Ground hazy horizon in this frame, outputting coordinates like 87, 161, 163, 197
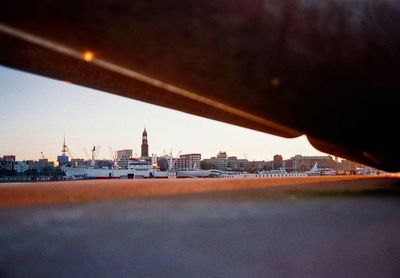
0, 65, 328, 162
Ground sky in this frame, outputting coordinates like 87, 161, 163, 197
0, 65, 327, 162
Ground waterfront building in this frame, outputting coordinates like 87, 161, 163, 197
262, 160, 274, 171
157, 156, 169, 171
237, 159, 251, 171
340, 159, 363, 173
202, 152, 252, 171
32, 159, 55, 171
175, 153, 201, 171
0, 155, 16, 172
117, 149, 133, 168
251, 160, 268, 171
14, 161, 29, 174
205, 152, 228, 170
273, 154, 283, 169
291, 155, 335, 172
216, 151, 227, 159
227, 156, 238, 170
283, 159, 294, 172
25, 160, 34, 169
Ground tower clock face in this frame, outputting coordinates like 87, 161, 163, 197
143, 136, 147, 140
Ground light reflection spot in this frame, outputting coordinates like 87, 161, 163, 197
82, 51, 94, 62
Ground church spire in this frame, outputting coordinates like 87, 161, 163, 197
141, 127, 149, 158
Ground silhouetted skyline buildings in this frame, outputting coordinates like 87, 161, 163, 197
0, 128, 369, 175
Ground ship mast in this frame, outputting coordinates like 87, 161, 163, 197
61, 135, 67, 155
91, 146, 96, 167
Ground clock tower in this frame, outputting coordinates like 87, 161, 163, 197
141, 128, 149, 158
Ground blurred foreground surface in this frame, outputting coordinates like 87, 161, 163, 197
0, 177, 400, 277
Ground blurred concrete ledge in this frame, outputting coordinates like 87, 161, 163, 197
1, 176, 399, 207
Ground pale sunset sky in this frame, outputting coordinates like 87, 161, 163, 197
0, 65, 327, 162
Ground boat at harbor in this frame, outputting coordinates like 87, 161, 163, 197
209, 168, 307, 178
176, 169, 214, 178
62, 158, 170, 179
304, 163, 336, 176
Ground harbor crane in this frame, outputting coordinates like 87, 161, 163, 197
109, 147, 117, 167
61, 136, 73, 159
82, 147, 90, 160
88, 146, 101, 167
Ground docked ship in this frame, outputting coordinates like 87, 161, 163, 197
62, 160, 217, 179
61, 145, 211, 179
62, 129, 173, 179
207, 163, 335, 178
209, 169, 307, 178
62, 158, 171, 179
176, 169, 214, 178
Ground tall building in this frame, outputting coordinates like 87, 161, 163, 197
237, 159, 251, 170
340, 159, 362, 172
14, 161, 29, 174
291, 155, 335, 172
157, 156, 169, 171
202, 152, 229, 171
175, 154, 201, 171
0, 155, 16, 171
202, 152, 254, 171
273, 155, 283, 169
141, 128, 149, 158
117, 149, 133, 168
227, 156, 238, 170
216, 151, 227, 159
32, 159, 54, 171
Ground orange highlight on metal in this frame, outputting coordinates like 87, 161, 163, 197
82, 51, 94, 62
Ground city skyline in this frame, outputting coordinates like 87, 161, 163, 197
0, 65, 327, 162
